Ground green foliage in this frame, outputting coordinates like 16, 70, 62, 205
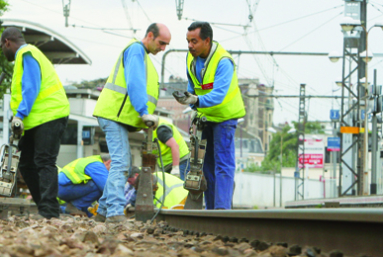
0, 1, 14, 98
71, 78, 107, 89
247, 121, 325, 173
292, 120, 325, 134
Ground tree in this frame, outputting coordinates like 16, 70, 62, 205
0, 1, 13, 98
246, 121, 325, 173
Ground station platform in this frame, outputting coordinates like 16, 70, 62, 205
285, 195, 383, 208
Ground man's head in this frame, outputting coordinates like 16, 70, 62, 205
142, 23, 171, 55
100, 153, 111, 171
186, 21, 213, 58
1, 27, 26, 62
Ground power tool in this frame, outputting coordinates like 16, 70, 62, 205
172, 90, 208, 209
135, 120, 158, 222
0, 118, 22, 197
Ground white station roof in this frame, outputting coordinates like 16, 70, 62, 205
0, 18, 91, 65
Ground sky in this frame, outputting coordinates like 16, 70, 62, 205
2, 0, 383, 126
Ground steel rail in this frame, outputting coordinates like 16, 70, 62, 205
157, 208, 383, 256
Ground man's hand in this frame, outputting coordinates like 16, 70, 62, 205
11, 116, 24, 135
141, 114, 158, 128
174, 92, 198, 105
171, 165, 180, 175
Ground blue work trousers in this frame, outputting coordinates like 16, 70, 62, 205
97, 118, 131, 217
58, 180, 101, 217
179, 159, 190, 181
202, 119, 237, 209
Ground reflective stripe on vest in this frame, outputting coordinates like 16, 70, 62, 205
153, 118, 189, 168
104, 83, 158, 106
187, 41, 246, 123
11, 44, 70, 130
93, 39, 159, 129
153, 172, 187, 209
61, 155, 103, 184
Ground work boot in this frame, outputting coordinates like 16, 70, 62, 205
65, 203, 87, 216
92, 214, 106, 222
106, 215, 126, 223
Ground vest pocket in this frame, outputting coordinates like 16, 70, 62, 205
117, 94, 128, 117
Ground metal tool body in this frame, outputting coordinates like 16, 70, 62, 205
135, 121, 158, 222
183, 112, 208, 209
0, 122, 21, 197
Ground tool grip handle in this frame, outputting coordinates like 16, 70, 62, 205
145, 121, 154, 127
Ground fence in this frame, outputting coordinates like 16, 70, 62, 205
233, 171, 337, 208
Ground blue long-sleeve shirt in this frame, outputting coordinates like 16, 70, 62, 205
124, 42, 149, 116
187, 57, 234, 108
58, 162, 109, 192
15, 44, 41, 119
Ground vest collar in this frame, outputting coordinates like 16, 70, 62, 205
190, 41, 219, 82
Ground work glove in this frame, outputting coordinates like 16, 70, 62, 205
11, 116, 24, 135
171, 165, 180, 176
141, 114, 158, 128
175, 92, 198, 105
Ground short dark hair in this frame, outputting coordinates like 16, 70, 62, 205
145, 23, 159, 39
1, 27, 25, 43
188, 21, 213, 42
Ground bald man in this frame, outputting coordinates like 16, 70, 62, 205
93, 23, 171, 223
0, 27, 69, 219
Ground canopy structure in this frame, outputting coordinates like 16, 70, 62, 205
0, 18, 91, 65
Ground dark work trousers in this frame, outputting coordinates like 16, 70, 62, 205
18, 117, 68, 218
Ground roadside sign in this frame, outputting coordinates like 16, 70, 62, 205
330, 109, 340, 121
361, 110, 372, 121
340, 126, 359, 134
327, 137, 340, 151
298, 138, 324, 168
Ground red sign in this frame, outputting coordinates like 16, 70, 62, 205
298, 154, 324, 168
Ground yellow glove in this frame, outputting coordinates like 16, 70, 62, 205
87, 203, 98, 216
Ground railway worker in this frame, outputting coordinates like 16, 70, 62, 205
1, 27, 69, 219
175, 21, 246, 209
57, 154, 111, 217
150, 117, 190, 180
92, 23, 171, 223
125, 171, 188, 209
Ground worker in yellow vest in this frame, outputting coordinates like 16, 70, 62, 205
92, 23, 171, 223
151, 117, 190, 180
175, 22, 246, 209
125, 170, 188, 210
57, 154, 111, 217
153, 171, 188, 209
1, 27, 69, 219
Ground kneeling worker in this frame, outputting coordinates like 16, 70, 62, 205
126, 171, 188, 209
58, 153, 111, 216
152, 117, 190, 180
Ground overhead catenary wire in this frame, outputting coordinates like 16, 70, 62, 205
369, 2, 383, 16
254, 5, 343, 33
278, 11, 343, 52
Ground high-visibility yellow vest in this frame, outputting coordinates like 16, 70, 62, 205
11, 44, 70, 130
93, 39, 159, 129
153, 118, 189, 168
187, 41, 246, 122
61, 155, 103, 184
153, 172, 188, 209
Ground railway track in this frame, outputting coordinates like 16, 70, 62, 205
157, 208, 383, 256
1, 198, 382, 256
